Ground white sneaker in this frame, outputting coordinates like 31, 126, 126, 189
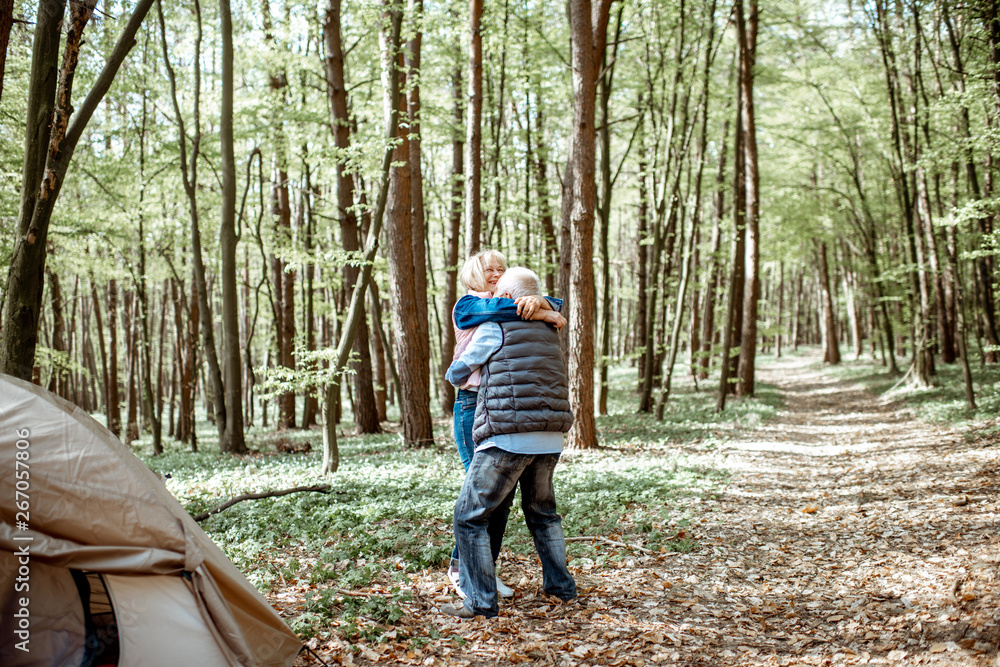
447, 559, 466, 599
449, 560, 514, 598
495, 575, 514, 598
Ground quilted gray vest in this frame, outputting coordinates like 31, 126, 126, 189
472, 321, 574, 443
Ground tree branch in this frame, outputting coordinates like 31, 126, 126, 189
192, 484, 333, 522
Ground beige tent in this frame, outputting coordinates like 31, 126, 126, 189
0, 374, 301, 666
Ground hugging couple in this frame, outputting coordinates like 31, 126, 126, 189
440, 249, 577, 620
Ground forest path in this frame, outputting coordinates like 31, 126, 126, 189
309, 352, 1000, 667
673, 353, 1000, 666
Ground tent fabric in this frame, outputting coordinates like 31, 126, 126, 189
0, 374, 301, 666
0, 553, 86, 666
103, 573, 231, 664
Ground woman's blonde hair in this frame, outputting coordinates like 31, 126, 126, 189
458, 249, 507, 293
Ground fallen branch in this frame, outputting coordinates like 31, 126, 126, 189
335, 588, 370, 598
192, 484, 332, 522
565, 536, 655, 554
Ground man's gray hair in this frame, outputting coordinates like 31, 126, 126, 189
495, 267, 542, 300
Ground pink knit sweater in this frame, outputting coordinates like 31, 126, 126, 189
451, 290, 491, 390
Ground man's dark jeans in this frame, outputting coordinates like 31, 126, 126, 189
454, 448, 577, 617
451, 389, 513, 563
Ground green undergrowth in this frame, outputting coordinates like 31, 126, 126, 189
823, 352, 1000, 435
597, 361, 783, 449
134, 360, 779, 642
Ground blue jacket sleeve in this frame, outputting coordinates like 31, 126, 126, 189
446, 323, 503, 385
453, 294, 563, 330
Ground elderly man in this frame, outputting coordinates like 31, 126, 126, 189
442, 267, 577, 619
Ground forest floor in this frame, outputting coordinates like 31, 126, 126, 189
294, 353, 1000, 667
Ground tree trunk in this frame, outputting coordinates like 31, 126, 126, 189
440, 56, 464, 416
89, 275, 111, 422
735, 0, 759, 397
83, 296, 99, 412
597, 5, 623, 416
369, 283, 392, 420
324, 0, 381, 433
725, 72, 746, 399
564, 0, 612, 449
817, 242, 840, 365
322, 1, 405, 473
791, 269, 801, 351
873, 0, 929, 382
945, 214, 977, 409
464, 0, 483, 256
406, 0, 431, 415
699, 200, 722, 379
107, 279, 122, 436
0, 0, 155, 379
775, 261, 784, 358
656, 211, 697, 416
157, 0, 225, 441
124, 291, 139, 444
301, 182, 319, 428
635, 105, 649, 388
67, 276, 79, 405
170, 277, 192, 444
381, 0, 433, 448
47, 267, 67, 398
484, 0, 509, 249
848, 267, 863, 360
535, 104, 558, 296
136, 89, 162, 454
262, 0, 296, 430
688, 228, 701, 382
0, 0, 12, 101
0, 0, 65, 380
67, 277, 79, 405
155, 281, 168, 442
219, 0, 247, 453
186, 270, 199, 449
280, 206, 297, 428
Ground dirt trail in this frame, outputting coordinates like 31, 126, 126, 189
306, 354, 1000, 666
678, 353, 1000, 666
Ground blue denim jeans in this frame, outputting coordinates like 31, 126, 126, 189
453, 389, 478, 471
451, 390, 513, 563
454, 448, 577, 617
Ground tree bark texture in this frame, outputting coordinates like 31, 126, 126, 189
381, 1, 434, 448
817, 242, 841, 365
735, 0, 759, 397
464, 0, 483, 256
597, 5, 623, 416
89, 276, 110, 419
219, 0, 247, 453
136, 91, 162, 454
262, 0, 297, 428
322, 1, 404, 473
0, 0, 13, 102
440, 58, 464, 416
535, 105, 558, 296
107, 279, 122, 436
1, 0, 155, 379
563, 0, 612, 449
725, 78, 746, 397
406, 0, 431, 404
635, 114, 649, 388
324, 0, 381, 433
